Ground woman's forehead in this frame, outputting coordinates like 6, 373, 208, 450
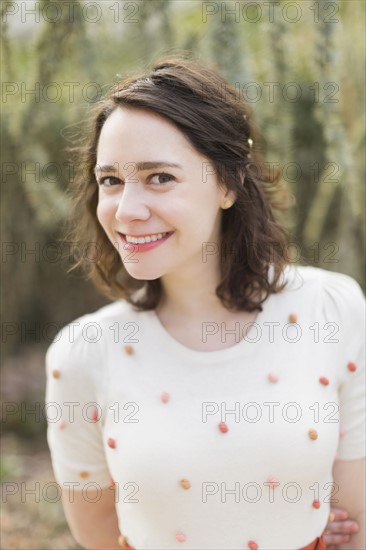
101, 106, 179, 134
97, 107, 199, 163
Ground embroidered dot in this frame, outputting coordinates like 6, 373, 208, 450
161, 392, 170, 403
347, 361, 357, 372
267, 477, 279, 489
79, 471, 89, 479
288, 313, 297, 323
180, 479, 191, 490
312, 499, 321, 509
308, 429, 318, 441
248, 541, 259, 550
91, 408, 99, 422
107, 437, 116, 449
268, 372, 279, 383
52, 369, 60, 379
118, 534, 134, 549
319, 377, 329, 386
57, 421, 66, 430
175, 531, 186, 542
124, 345, 134, 355
339, 428, 346, 438
109, 476, 116, 487
218, 421, 229, 433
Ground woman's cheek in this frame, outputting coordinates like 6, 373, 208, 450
96, 198, 112, 235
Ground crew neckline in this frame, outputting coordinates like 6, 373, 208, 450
142, 289, 276, 363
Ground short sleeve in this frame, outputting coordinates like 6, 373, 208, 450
45, 316, 111, 488
321, 270, 366, 460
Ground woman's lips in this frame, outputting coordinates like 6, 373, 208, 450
118, 232, 174, 253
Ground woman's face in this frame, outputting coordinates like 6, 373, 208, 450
95, 106, 234, 281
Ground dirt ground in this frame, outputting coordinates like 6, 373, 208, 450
1, 433, 81, 550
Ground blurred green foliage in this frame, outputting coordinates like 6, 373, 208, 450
1, 0, 365, 366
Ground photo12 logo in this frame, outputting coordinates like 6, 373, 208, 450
201, 480, 339, 505
1, 1, 140, 24
201, 2, 339, 24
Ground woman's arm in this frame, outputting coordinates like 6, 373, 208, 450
61, 485, 121, 549
331, 458, 365, 549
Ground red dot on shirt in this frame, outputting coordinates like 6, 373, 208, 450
161, 392, 170, 403
267, 477, 279, 489
219, 422, 229, 433
175, 531, 186, 542
107, 437, 116, 449
347, 361, 357, 372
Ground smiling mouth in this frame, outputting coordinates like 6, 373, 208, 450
120, 232, 174, 244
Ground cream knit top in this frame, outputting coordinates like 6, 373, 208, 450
45, 265, 365, 549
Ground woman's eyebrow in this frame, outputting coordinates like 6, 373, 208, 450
94, 161, 183, 175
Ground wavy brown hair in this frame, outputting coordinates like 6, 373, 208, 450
65, 54, 295, 313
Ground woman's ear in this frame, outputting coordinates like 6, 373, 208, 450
221, 189, 237, 209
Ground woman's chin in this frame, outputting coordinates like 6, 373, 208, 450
123, 267, 164, 281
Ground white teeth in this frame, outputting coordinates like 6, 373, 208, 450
125, 232, 169, 244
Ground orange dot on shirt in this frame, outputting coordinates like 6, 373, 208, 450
107, 437, 116, 449
219, 422, 229, 433
161, 392, 170, 403
288, 313, 297, 323
268, 372, 279, 383
319, 377, 329, 386
175, 531, 186, 542
347, 361, 357, 372
57, 421, 66, 430
52, 369, 60, 379
124, 345, 134, 355
313, 499, 321, 509
339, 428, 346, 437
308, 429, 318, 440
79, 471, 89, 479
248, 541, 259, 550
180, 479, 191, 490
91, 408, 99, 422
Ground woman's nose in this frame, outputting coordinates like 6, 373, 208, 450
115, 181, 151, 223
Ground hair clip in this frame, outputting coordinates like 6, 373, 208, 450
248, 138, 253, 159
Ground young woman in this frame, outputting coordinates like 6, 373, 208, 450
45, 57, 365, 550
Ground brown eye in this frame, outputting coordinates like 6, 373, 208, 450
98, 176, 122, 187
149, 173, 174, 185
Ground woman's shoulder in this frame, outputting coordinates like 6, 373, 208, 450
45, 299, 137, 367
280, 263, 365, 325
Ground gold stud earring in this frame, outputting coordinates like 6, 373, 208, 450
222, 199, 234, 209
